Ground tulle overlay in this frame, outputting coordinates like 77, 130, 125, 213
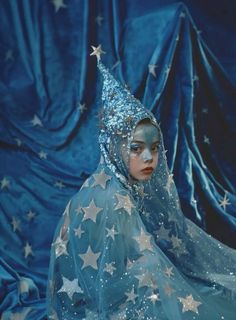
47, 62, 236, 319
47, 155, 236, 319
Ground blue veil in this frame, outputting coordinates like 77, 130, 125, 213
47, 60, 236, 319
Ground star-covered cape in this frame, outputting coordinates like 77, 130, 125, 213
46, 61, 236, 319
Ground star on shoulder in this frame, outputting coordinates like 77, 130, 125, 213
91, 170, 112, 189
114, 193, 135, 215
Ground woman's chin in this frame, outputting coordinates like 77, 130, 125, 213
135, 173, 153, 181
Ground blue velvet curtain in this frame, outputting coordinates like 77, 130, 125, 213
0, 1, 235, 318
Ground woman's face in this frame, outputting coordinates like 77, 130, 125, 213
122, 122, 160, 181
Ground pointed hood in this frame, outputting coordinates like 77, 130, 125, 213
97, 60, 157, 145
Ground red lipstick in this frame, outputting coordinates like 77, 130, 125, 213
141, 167, 154, 174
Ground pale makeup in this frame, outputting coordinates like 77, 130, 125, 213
122, 122, 160, 181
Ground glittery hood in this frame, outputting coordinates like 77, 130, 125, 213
97, 60, 159, 184
98, 61, 157, 142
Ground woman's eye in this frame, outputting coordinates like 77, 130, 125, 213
130, 145, 142, 153
152, 145, 159, 152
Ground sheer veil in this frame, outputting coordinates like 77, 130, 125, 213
47, 59, 236, 319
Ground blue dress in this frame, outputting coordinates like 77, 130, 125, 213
47, 61, 236, 319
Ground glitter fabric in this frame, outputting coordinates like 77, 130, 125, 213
47, 59, 236, 319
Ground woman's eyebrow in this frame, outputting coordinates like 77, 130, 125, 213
131, 140, 160, 144
131, 140, 145, 144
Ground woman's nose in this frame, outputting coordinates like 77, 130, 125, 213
141, 149, 153, 162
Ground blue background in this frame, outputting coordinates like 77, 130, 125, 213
0, 0, 235, 318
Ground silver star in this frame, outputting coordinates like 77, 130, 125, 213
133, 229, 154, 252
193, 75, 199, 82
26, 210, 36, 221
170, 235, 182, 248
202, 108, 208, 114
163, 149, 168, 160
106, 225, 118, 240
77, 102, 87, 113
11, 217, 21, 232
114, 193, 135, 215
15, 138, 22, 146
203, 135, 210, 144
125, 287, 138, 304
5, 49, 14, 61
156, 224, 171, 241
135, 271, 154, 288
38, 150, 47, 159
178, 294, 202, 314
148, 64, 157, 78
219, 193, 231, 211
54, 181, 65, 189
74, 226, 84, 238
91, 170, 112, 189
31, 115, 43, 127
95, 15, 104, 26
52, 235, 69, 258
169, 243, 188, 258
52, 0, 67, 12
147, 293, 160, 304
180, 12, 186, 18
90, 44, 106, 61
1, 177, 10, 189
104, 262, 116, 275
164, 266, 174, 278
23, 242, 34, 259
79, 245, 101, 270
82, 199, 103, 223
58, 276, 83, 299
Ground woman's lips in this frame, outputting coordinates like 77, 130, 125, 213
141, 167, 154, 174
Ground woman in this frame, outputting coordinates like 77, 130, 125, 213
47, 59, 236, 319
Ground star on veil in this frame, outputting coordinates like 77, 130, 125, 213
178, 294, 202, 314
147, 293, 160, 304
135, 271, 155, 288
133, 228, 154, 252
155, 224, 171, 241
106, 225, 119, 240
114, 193, 135, 215
57, 276, 83, 299
52, 235, 69, 258
125, 287, 138, 304
79, 245, 101, 270
82, 199, 103, 223
91, 170, 112, 189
